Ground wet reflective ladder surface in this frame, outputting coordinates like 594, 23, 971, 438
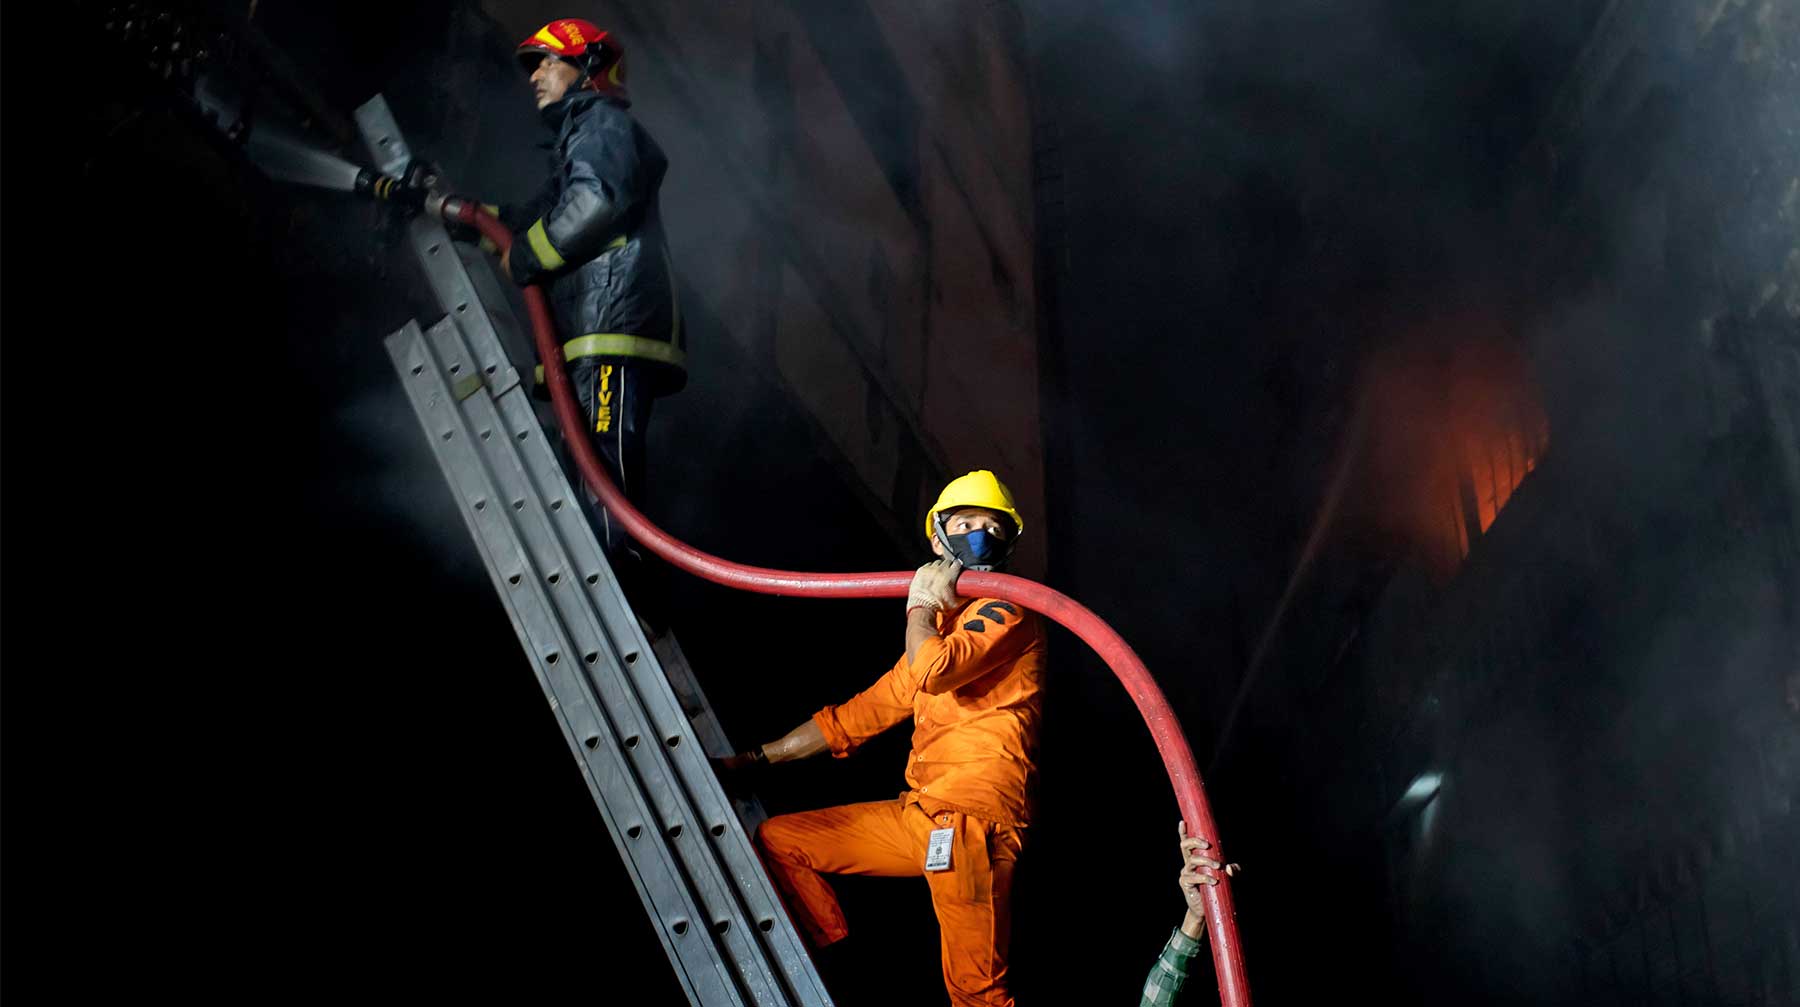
363, 96, 831, 1007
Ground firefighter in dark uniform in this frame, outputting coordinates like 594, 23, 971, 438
501, 18, 683, 617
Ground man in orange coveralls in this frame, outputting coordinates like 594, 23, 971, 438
718, 470, 1042, 1006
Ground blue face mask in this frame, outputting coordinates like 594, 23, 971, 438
942, 528, 1008, 570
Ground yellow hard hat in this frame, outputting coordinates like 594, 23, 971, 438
925, 470, 1024, 544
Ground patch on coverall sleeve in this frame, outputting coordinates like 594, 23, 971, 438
977, 601, 1018, 624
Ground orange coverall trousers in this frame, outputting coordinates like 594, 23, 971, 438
757, 796, 1024, 1006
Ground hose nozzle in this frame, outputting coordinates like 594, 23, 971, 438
354, 167, 429, 210
429, 192, 473, 222
355, 158, 445, 211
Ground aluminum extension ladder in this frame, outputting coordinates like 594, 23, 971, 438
358, 96, 832, 1007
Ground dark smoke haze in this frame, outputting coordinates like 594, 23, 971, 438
1023, 0, 1797, 1002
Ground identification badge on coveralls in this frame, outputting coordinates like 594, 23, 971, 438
924, 827, 955, 871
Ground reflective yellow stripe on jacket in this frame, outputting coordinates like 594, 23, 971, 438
525, 219, 565, 270
533, 333, 688, 383
524, 222, 629, 272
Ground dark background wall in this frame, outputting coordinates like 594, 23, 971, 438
473, 0, 1049, 576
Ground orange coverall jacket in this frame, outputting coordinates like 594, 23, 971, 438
812, 596, 1046, 827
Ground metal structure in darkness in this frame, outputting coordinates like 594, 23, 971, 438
367, 97, 832, 1007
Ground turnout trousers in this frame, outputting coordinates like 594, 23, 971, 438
565, 355, 653, 547
559, 356, 664, 628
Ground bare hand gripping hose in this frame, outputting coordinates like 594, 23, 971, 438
446, 198, 1252, 1006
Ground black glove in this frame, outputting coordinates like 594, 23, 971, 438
445, 203, 504, 252
711, 748, 767, 800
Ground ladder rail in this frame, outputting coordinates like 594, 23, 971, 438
386, 319, 740, 1004
481, 328, 820, 1000
362, 94, 830, 1007
386, 318, 830, 1004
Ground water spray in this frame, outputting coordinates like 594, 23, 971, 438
209, 86, 439, 208
250, 126, 438, 209
241, 120, 366, 192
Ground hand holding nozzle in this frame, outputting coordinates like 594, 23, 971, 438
421, 194, 506, 259
354, 167, 429, 210
354, 159, 444, 213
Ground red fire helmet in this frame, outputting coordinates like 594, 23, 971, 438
516, 18, 628, 102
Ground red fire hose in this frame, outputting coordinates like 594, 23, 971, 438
448, 199, 1251, 1006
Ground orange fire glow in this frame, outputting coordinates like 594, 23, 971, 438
1462, 406, 1548, 534
1358, 334, 1549, 579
